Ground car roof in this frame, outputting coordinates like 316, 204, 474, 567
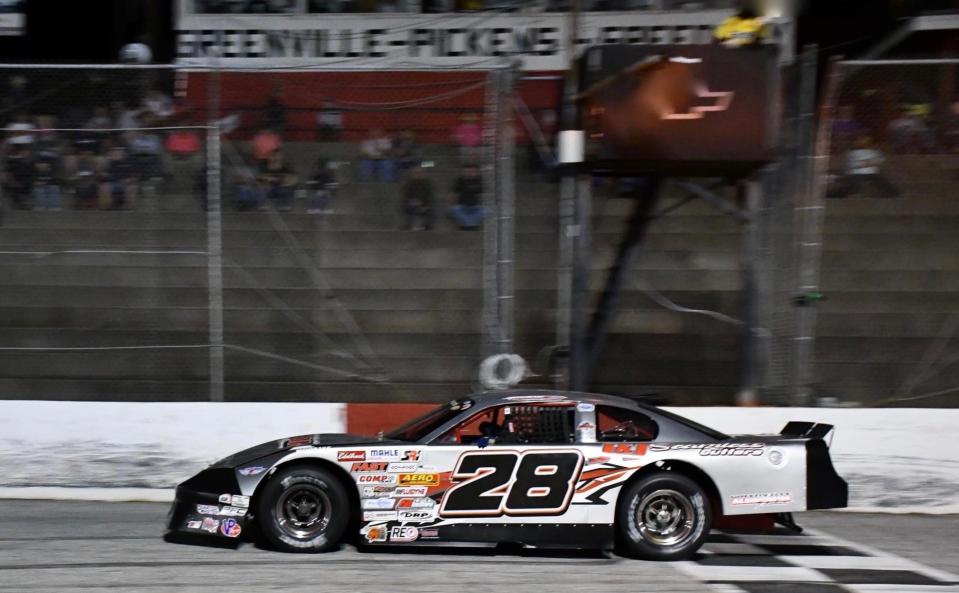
466, 389, 645, 410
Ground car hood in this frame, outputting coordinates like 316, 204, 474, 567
212, 433, 405, 468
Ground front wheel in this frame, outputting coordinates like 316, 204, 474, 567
617, 472, 711, 560
256, 465, 350, 552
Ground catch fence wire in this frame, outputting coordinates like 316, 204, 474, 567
0, 63, 507, 402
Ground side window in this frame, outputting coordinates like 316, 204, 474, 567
596, 406, 659, 442
498, 404, 575, 445
436, 404, 576, 445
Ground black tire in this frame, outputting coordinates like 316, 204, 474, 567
616, 472, 711, 560
256, 465, 351, 552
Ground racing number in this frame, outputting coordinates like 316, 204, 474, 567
440, 450, 584, 517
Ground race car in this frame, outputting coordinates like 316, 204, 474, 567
166, 390, 847, 560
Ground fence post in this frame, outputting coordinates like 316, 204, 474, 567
206, 66, 224, 403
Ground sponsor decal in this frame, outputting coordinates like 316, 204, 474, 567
602, 443, 648, 456
218, 494, 249, 507
387, 462, 419, 473
391, 486, 428, 498
396, 497, 436, 509
357, 474, 397, 485
648, 442, 765, 457
364, 525, 387, 542
418, 528, 440, 540
367, 448, 403, 461
351, 461, 389, 473
186, 520, 202, 530
201, 517, 219, 533
196, 504, 220, 515
587, 456, 610, 465
389, 526, 419, 543
284, 435, 313, 448
361, 497, 396, 510
238, 466, 267, 476
220, 517, 242, 538
337, 450, 365, 462
398, 473, 439, 487
361, 485, 393, 498
398, 510, 434, 522
576, 402, 595, 412
219, 506, 247, 517
402, 450, 421, 462
363, 511, 397, 522
576, 421, 596, 430
730, 492, 792, 506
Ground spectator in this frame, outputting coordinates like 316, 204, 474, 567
232, 166, 262, 211
2, 75, 28, 114
306, 158, 337, 214
393, 129, 419, 172
831, 105, 862, 153
101, 145, 139, 209
888, 105, 934, 154
5, 112, 36, 146
942, 100, 959, 153
265, 87, 286, 136
71, 148, 102, 209
85, 107, 113, 130
2, 144, 35, 209
316, 99, 343, 141
165, 128, 203, 162
358, 128, 396, 182
838, 134, 900, 198
252, 127, 282, 162
258, 149, 297, 211
447, 164, 483, 230
452, 114, 482, 164
127, 127, 165, 182
142, 89, 175, 124
32, 154, 62, 211
401, 163, 435, 231
112, 100, 141, 130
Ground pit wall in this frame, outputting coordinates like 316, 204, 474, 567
1, 401, 955, 513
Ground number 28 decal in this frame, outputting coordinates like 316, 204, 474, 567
439, 450, 584, 518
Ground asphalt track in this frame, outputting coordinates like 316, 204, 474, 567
0, 501, 957, 593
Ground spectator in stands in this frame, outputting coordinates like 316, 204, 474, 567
101, 145, 139, 209
142, 89, 175, 125
2, 144, 35, 209
34, 115, 62, 154
258, 149, 297, 211
265, 87, 286, 137
86, 107, 112, 130
393, 129, 419, 172
2, 75, 27, 114
71, 148, 102, 209
32, 154, 62, 211
5, 112, 36, 146
232, 166, 262, 211
112, 100, 141, 130
165, 128, 203, 162
447, 164, 483, 230
945, 100, 959, 153
888, 105, 934, 154
839, 134, 900, 199
253, 127, 282, 163
316, 98, 343, 141
831, 105, 862, 153
307, 158, 337, 214
358, 128, 397, 182
127, 126, 165, 186
452, 114, 482, 164
401, 163, 435, 231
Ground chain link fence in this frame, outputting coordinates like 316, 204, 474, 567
0, 64, 509, 402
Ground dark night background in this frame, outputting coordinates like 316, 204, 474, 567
0, 1, 956, 64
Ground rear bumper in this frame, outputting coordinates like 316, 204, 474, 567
805, 439, 848, 510
166, 467, 251, 540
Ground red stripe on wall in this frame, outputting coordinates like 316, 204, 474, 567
346, 403, 436, 437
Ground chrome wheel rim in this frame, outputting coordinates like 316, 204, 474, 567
634, 488, 695, 546
275, 483, 332, 540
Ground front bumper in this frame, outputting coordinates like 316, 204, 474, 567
166, 467, 252, 540
805, 439, 848, 510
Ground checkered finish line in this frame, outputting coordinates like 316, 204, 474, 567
676, 527, 959, 593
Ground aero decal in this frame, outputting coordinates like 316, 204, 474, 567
439, 449, 584, 518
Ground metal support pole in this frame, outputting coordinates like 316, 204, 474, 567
736, 178, 762, 406
569, 175, 592, 392
585, 178, 661, 379
482, 69, 502, 360
496, 66, 516, 356
206, 67, 224, 403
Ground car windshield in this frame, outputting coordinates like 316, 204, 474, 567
384, 398, 473, 442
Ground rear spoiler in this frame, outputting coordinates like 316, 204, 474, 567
781, 421, 835, 447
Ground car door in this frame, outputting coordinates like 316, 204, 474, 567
420, 401, 590, 530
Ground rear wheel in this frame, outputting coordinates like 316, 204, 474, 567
617, 472, 710, 560
256, 465, 350, 552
